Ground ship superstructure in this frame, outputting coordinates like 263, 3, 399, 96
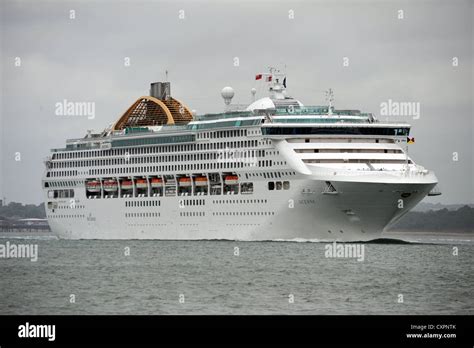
42, 69, 439, 240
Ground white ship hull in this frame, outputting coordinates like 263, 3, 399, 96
46, 174, 436, 241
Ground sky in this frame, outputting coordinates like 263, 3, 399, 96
0, 0, 472, 204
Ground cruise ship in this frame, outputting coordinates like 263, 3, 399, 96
42, 69, 439, 240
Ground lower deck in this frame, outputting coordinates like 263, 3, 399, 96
44, 175, 435, 241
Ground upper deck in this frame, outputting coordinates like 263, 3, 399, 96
51, 76, 410, 153
52, 104, 410, 153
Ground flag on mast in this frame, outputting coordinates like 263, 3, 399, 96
255, 74, 262, 80
407, 137, 415, 144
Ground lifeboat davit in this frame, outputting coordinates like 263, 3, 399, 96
136, 179, 148, 189
103, 180, 118, 192
178, 177, 192, 187
86, 180, 101, 193
224, 175, 239, 185
121, 180, 133, 190
151, 178, 163, 188
194, 176, 208, 187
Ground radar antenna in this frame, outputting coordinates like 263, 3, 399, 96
258, 66, 286, 100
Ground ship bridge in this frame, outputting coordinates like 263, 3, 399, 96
112, 82, 193, 130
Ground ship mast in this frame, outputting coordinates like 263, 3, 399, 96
325, 88, 334, 116
266, 66, 286, 100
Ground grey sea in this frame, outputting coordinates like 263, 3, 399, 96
0, 232, 473, 315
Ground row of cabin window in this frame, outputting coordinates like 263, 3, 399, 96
180, 199, 206, 206
44, 180, 80, 187
48, 214, 85, 218
51, 146, 265, 169
50, 160, 261, 177
125, 200, 161, 207
125, 212, 160, 217
212, 199, 267, 204
47, 171, 78, 177
179, 212, 206, 217
213, 211, 275, 216
52, 146, 262, 169
197, 129, 247, 139
53, 139, 259, 160
245, 171, 296, 179
55, 204, 85, 209
50, 151, 263, 172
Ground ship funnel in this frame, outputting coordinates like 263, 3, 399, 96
150, 82, 171, 100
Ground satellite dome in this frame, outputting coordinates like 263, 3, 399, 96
246, 97, 275, 111
221, 86, 234, 105
246, 97, 304, 112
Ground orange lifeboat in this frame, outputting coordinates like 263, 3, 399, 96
151, 178, 163, 188
136, 179, 148, 189
224, 175, 239, 185
103, 180, 118, 192
194, 176, 208, 187
86, 180, 101, 193
178, 177, 192, 187
121, 180, 133, 190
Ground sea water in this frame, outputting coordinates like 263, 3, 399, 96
0, 232, 472, 315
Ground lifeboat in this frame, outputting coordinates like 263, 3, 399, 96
224, 175, 239, 185
86, 180, 101, 193
194, 176, 208, 187
103, 180, 118, 192
178, 177, 192, 187
136, 179, 148, 189
121, 180, 133, 190
151, 178, 163, 188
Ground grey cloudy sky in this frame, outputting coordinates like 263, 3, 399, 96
1, 0, 472, 204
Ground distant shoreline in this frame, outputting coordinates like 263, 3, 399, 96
387, 206, 473, 233
387, 229, 473, 233
385, 230, 473, 235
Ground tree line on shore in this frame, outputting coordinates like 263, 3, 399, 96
387, 205, 473, 232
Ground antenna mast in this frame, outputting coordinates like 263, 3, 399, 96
326, 88, 334, 115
